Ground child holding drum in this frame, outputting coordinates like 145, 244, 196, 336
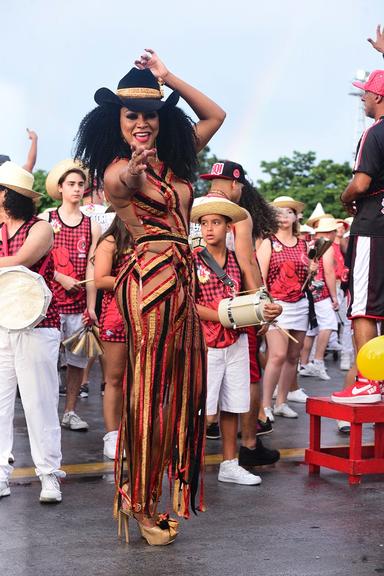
191, 195, 262, 485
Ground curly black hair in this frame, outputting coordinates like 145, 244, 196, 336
2, 187, 36, 221
239, 179, 279, 240
73, 103, 198, 187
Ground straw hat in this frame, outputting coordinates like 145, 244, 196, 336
191, 195, 248, 224
272, 196, 305, 213
306, 202, 333, 227
0, 161, 41, 199
335, 218, 351, 231
313, 217, 338, 233
300, 223, 314, 234
46, 159, 89, 200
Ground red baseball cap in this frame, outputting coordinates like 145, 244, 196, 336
352, 70, 384, 96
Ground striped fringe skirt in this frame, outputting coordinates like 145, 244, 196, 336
114, 241, 207, 519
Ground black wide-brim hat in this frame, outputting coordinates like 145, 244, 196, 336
94, 68, 179, 112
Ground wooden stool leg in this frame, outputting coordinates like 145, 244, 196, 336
349, 423, 362, 485
309, 414, 321, 475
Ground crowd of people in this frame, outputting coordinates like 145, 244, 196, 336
0, 29, 384, 546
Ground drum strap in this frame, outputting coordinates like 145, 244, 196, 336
198, 248, 236, 289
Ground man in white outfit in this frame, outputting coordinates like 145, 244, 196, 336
0, 162, 64, 502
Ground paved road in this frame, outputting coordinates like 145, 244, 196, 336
1, 355, 384, 576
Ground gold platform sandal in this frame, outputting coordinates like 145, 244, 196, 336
138, 513, 179, 546
117, 483, 179, 545
117, 483, 132, 544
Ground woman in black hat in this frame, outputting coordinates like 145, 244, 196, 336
75, 49, 225, 545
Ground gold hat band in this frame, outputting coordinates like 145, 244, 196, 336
116, 87, 163, 99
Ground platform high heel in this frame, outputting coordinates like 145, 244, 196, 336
138, 514, 179, 546
117, 482, 132, 543
117, 510, 130, 543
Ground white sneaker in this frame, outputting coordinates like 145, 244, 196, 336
339, 353, 352, 371
218, 459, 262, 485
272, 387, 278, 400
273, 403, 298, 418
264, 406, 275, 423
61, 411, 89, 431
287, 388, 308, 403
312, 362, 331, 381
299, 363, 317, 377
39, 473, 62, 503
103, 430, 118, 460
0, 480, 10, 498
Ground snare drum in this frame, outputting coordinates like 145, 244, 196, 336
218, 289, 273, 329
0, 265, 52, 330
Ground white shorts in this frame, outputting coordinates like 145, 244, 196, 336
307, 297, 338, 336
269, 297, 309, 332
60, 313, 88, 369
206, 333, 250, 416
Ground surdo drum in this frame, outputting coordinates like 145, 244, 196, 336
218, 288, 273, 329
0, 266, 52, 330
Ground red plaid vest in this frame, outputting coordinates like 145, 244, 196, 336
49, 209, 92, 314
193, 247, 243, 348
267, 235, 308, 303
0, 217, 60, 329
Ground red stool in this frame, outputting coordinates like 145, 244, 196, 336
305, 397, 384, 485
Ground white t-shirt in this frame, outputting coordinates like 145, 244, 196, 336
80, 204, 115, 233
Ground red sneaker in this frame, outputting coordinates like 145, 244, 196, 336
331, 377, 381, 404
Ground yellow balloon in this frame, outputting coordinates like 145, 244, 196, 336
356, 336, 384, 381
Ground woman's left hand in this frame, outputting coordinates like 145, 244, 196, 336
134, 49, 169, 81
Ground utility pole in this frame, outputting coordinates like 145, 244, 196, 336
349, 69, 370, 162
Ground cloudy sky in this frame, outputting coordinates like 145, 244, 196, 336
1, 0, 383, 181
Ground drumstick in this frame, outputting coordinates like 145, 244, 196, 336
273, 324, 299, 344
76, 278, 94, 285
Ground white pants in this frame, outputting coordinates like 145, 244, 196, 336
0, 327, 62, 481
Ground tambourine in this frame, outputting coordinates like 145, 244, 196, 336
0, 265, 52, 330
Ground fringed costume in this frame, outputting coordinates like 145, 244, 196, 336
114, 162, 206, 520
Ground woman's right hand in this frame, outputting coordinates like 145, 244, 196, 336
127, 144, 156, 176
308, 260, 319, 274
134, 49, 169, 81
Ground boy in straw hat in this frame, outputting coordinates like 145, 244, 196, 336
0, 161, 65, 503
191, 195, 269, 484
40, 160, 101, 431
199, 161, 281, 466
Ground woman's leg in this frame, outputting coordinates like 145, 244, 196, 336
300, 335, 315, 366
262, 329, 289, 408
276, 330, 306, 405
102, 341, 126, 433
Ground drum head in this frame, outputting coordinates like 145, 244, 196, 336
0, 269, 46, 330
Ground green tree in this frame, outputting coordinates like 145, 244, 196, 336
193, 146, 219, 197
257, 151, 352, 219
33, 169, 60, 213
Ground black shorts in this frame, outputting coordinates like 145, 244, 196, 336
346, 235, 384, 320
